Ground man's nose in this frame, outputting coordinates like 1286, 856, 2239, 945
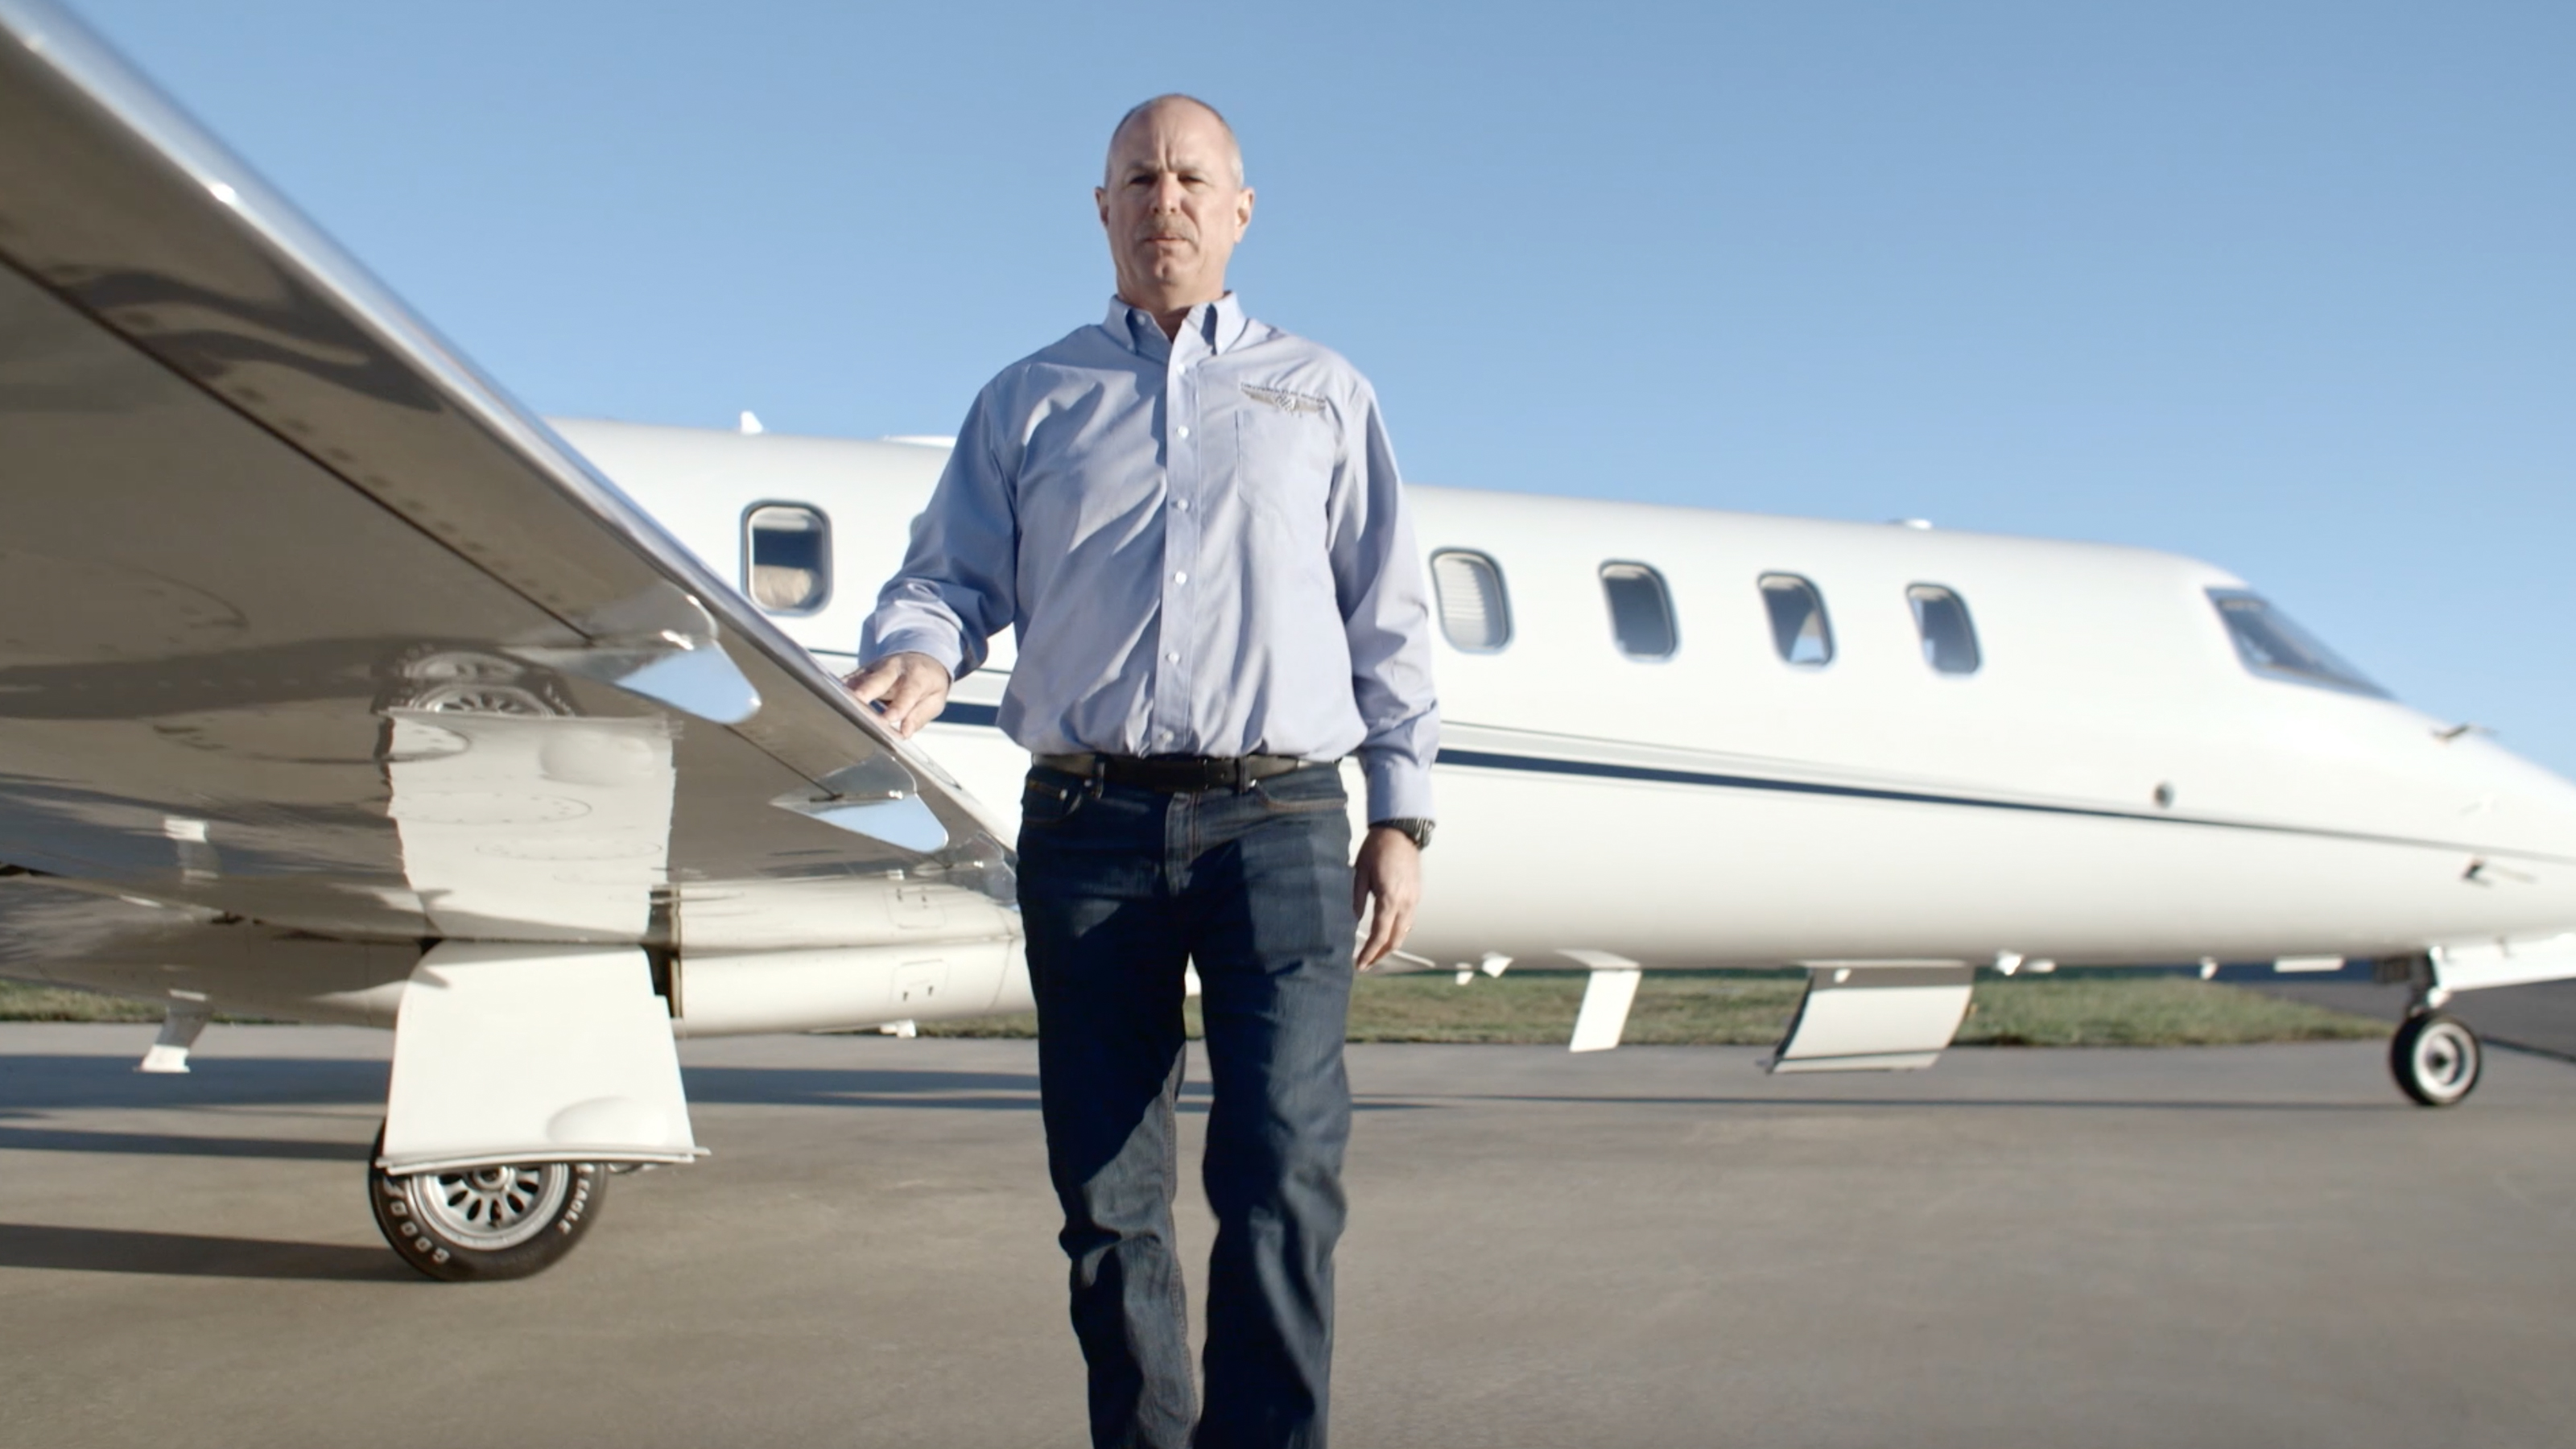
1152, 173, 1188, 210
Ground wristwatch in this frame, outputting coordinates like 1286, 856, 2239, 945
1370, 817, 1434, 851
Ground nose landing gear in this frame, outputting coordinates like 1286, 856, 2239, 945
2389, 1011, 2482, 1107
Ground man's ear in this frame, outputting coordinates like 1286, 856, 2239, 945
1095, 186, 1110, 228
1235, 187, 1255, 239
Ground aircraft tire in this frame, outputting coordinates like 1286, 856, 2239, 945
2389, 1012, 2482, 1108
366, 1125, 608, 1282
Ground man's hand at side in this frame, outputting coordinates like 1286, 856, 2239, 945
843, 651, 953, 738
1352, 827, 1422, 970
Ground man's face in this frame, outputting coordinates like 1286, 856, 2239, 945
1096, 101, 1253, 306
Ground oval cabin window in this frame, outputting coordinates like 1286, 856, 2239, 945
1600, 562, 1678, 660
744, 503, 832, 614
1906, 584, 1980, 675
1758, 574, 1834, 666
1430, 550, 1512, 652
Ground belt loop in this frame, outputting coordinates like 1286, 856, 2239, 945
1232, 758, 1249, 793
1087, 754, 1107, 799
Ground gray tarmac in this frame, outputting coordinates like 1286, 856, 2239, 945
4, 1025, 2575, 1449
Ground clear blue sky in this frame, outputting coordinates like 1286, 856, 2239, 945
63, 1, 2576, 776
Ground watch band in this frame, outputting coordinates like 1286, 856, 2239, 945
1370, 817, 1435, 851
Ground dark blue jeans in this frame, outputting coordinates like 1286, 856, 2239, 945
1018, 762, 1356, 1449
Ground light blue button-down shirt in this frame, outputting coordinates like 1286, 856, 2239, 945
863, 295, 1439, 822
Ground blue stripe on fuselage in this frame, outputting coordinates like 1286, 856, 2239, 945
915, 706, 2565, 862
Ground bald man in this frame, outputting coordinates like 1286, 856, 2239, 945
848, 95, 1439, 1449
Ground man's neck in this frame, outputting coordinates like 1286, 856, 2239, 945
1120, 287, 1227, 341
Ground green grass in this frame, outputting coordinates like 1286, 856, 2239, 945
923, 968, 2386, 1046
5, 968, 2388, 1046
0, 979, 167, 1022
0, 979, 275, 1024
1336, 969, 1809, 1044
1958, 973, 2384, 1046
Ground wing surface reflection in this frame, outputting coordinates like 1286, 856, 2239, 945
383, 711, 675, 941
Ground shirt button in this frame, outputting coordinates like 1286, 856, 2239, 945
1176, 425, 1191, 440
1172, 572, 1187, 584
1166, 651, 1180, 663
1173, 498, 1189, 511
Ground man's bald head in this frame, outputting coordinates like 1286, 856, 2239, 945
1096, 94, 1255, 331
1107, 94, 1244, 187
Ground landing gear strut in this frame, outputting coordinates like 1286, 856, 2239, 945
2389, 1013, 2482, 1108
2383, 954, 2483, 1108
367, 1125, 608, 1281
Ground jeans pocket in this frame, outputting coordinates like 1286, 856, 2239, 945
1255, 769, 1346, 815
1021, 773, 1086, 829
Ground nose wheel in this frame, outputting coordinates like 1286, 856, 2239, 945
367, 1125, 609, 1281
2389, 1012, 2482, 1107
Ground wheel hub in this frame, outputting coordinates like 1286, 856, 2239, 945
402, 1162, 572, 1251
2415, 1027, 2472, 1090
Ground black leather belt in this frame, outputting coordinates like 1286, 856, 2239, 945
1034, 752, 1317, 792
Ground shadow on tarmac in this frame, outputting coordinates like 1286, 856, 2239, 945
0, 1056, 1057, 1113
680, 1066, 1429, 1114
0, 1052, 2404, 1119
0, 1222, 412, 1282
0, 1058, 1432, 1117
0, 1055, 389, 1113
0, 1125, 365, 1159
685, 1064, 1045, 1109
1454, 1092, 2392, 1113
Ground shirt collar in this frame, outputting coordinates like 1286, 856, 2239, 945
1104, 292, 1249, 364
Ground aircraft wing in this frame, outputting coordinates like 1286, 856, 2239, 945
0, 2, 1014, 960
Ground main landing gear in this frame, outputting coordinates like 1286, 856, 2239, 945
2389, 1012, 2483, 1108
367, 1125, 609, 1282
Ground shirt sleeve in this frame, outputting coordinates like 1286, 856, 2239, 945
859, 386, 1018, 679
1327, 382, 1441, 823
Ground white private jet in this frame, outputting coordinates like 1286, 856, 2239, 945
3, 1, 2572, 1282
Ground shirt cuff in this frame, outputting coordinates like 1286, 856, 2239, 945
1360, 750, 1435, 824
864, 626, 968, 679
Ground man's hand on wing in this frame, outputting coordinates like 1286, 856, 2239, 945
1352, 827, 1422, 970
843, 651, 953, 738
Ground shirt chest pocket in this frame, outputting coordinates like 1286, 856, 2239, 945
1231, 402, 1335, 542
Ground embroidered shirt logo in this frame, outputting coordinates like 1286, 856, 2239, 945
1241, 383, 1327, 416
